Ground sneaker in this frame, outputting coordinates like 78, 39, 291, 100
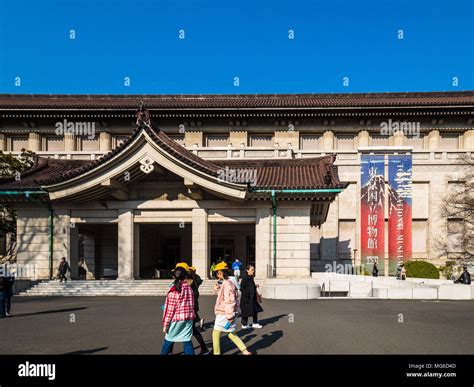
252, 323, 263, 329
198, 349, 211, 355
241, 325, 251, 329
5, 312, 11, 317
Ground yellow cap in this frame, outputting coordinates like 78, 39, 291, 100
175, 262, 190, 272
214, 262, 229, 272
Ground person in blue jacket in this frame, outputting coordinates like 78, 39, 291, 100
231, 259, 243, 281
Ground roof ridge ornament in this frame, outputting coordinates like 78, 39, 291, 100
136, 101, 151, 128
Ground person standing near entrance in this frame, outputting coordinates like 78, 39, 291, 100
161, 267, 195, 355
372, 262, 379, 277
240, 265, 263, 329
57, 257, 70, 283
3, 275, 14, 317
0, 275, 5, 318
212, 262, 252, 355
232, 259, 243, 281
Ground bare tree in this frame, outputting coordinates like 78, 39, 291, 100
440, 154, 474, 272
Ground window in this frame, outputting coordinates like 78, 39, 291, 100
412, 220, 428, 253
11, 136, 28, 151
336, 135, 354, 150
447, 220, 464, 253
45, 137, 64, 151
169, 135, 185, 146
249, 134, 273, 148
301, 134, 319, 150
206, 135, 229, 147
371, 135, 389, 146
81, 137, 100, 151
441, 134, 458, 150
338, 220, 356, 259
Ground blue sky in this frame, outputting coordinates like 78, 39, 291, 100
0, 0, 472, 94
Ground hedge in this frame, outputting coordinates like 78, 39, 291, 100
405, 260, 440, 279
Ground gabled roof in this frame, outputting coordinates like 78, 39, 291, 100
0, 120, 348, 199
0, 91, 473, 111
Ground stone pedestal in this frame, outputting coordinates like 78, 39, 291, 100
28, 132, 41, 152
99, 131, 112, 152
192, 208, 209, 278
118, 209, 134, 279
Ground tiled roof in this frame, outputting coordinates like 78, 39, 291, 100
0, 134, 346, 193
0, 91, 473, 110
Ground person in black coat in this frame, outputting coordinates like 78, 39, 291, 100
455, 267, 471, 285
239, 265, 263, 329
3, 276, 14, 317
57, 257, 70, 283
0, 276, 5, 318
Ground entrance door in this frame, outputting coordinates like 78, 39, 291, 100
210, 239, 234, 266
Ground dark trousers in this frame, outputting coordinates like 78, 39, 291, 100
4, 290, 12, 314
0, 292, 5, 317
161, 339, 194, 355
242, 313, 258, 326
169, 322, 207, 353
59, 273, 68, 282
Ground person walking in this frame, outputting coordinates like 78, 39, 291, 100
372, 262, 379, 277
212, 262, 252, 355
161, 266, 195, 355
240, 265, 263, 329
232, 259, 243, 281
400, 264, 407, 280
188, 266, 210, 354
3, 275, 14, 317
57, 257, 70, 283
454, 267, 471, 284
0, 275, 5, 318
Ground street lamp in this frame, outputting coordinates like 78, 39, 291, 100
352, 249, 358, 275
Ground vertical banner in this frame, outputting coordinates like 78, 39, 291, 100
360, 155, 385, 273
388, 154, 412, 275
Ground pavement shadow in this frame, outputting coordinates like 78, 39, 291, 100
236, 330, 283, 355
12, 307, 87, 318
63, 347, 108, 355
258, 314, 287, 325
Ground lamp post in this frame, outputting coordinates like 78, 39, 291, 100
352, 249, 358, 275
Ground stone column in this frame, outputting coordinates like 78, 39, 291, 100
118, 209, 134, 279
428, 130, 440, 150
322, 131, 334, 151
133, 224, 140, 279
28, 132, 41, 152
192, 209, 209, 279
462, 130, 474, 150
0, 134, 7, 151
357, 131, 370, 147
64, 133, 77, 151
229, 131, 248, 147
99, 131, 112, 152
54, 210, 78, 279
255, 207, 272, 278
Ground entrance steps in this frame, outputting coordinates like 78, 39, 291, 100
18, 278, 265, 297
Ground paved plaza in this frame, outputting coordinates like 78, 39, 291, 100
1, 296, 473, 355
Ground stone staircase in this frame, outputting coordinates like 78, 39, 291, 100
19, 278, 266, 297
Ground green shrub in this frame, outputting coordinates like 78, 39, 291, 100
405, 260, 439, 279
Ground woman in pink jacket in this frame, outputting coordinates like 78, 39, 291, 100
212, 262, 252, 355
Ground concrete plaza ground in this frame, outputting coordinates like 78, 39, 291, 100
1, 296, 473, 355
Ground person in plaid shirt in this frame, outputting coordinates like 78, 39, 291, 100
161, 267, 195, 355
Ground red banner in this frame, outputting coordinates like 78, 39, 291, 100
360, 155, 385, 271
